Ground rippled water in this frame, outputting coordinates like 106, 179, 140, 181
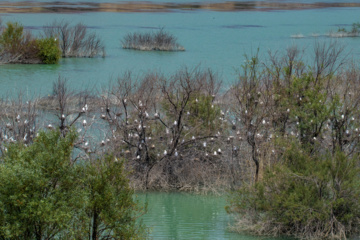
1, 3, 360, 239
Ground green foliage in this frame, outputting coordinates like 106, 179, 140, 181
36, 37, 61, 64
0, 130, 146, 239
0, 130, 85, 239
227, 140, 360, 239
161, 92, 222, 135
0, 22, 24, 54
86, 155, 146, 239
0, 21, 61, 64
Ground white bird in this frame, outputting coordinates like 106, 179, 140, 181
136, 155, 140, 159
101, 140, 105, 146
213, 151, 217, 156
47, 124, 53, 129
192, 136, 195, 140
174, 120, 177, 126
217, 148, 222, 154
175, 151, 178, 157
154, 112, 159, 118
341, 114, 345, 119
203, 142, 207, 147
83, 119, 87, 127
164, 150, 167, 156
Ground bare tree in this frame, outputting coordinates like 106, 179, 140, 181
44, 20, 105, 58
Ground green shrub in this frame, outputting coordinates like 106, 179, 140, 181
0, 130, 146, 239
36, 37, 61, 64
0, 22, 24, 55
227, 140, 360, 239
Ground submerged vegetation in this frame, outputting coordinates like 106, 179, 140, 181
330, 22, 360, 38
122, 28, 185, 51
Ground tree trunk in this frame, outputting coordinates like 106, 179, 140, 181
92, 210, 99, 240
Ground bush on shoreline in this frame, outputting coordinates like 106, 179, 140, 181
226, 42, 360, 239
0, 21, 61, 64
122, 28, 185, 51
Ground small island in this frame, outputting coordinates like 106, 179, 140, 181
121, 28, 185, 51
0, 19, 105, 64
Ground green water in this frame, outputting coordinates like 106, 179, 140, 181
136, 192, 287, 240
1, 3, 360, 239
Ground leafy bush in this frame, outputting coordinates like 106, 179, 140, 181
0, 22, 24, 55
0, 130, 146, 239
227, 140, 360, 239
36, 37, 61, 64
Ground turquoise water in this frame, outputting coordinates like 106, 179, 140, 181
1, 4, 360, 239
1, 7, 359, 96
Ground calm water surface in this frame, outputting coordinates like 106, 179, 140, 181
136, 192, 292, 240
1, 6, 359, 96
1, 4, 360, 239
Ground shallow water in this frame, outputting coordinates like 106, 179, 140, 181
137, 192, 293, 240
1, 3, 360, 239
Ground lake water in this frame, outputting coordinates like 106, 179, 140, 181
136, 192, 293, 240
1, 2, 360, 239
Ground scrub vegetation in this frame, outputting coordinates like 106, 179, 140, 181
122, 28, 185, 51
0, 129, 146, 239
1, 40, 360, 239
43, 20, 105, 58
0, 21, 60, 64
0, 19, 105, 64
226, 42, 360, 239
328, 22, 360, 38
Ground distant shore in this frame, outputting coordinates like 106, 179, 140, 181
0, 1, 360, 13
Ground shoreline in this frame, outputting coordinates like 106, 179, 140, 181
0, 1, 360, 13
